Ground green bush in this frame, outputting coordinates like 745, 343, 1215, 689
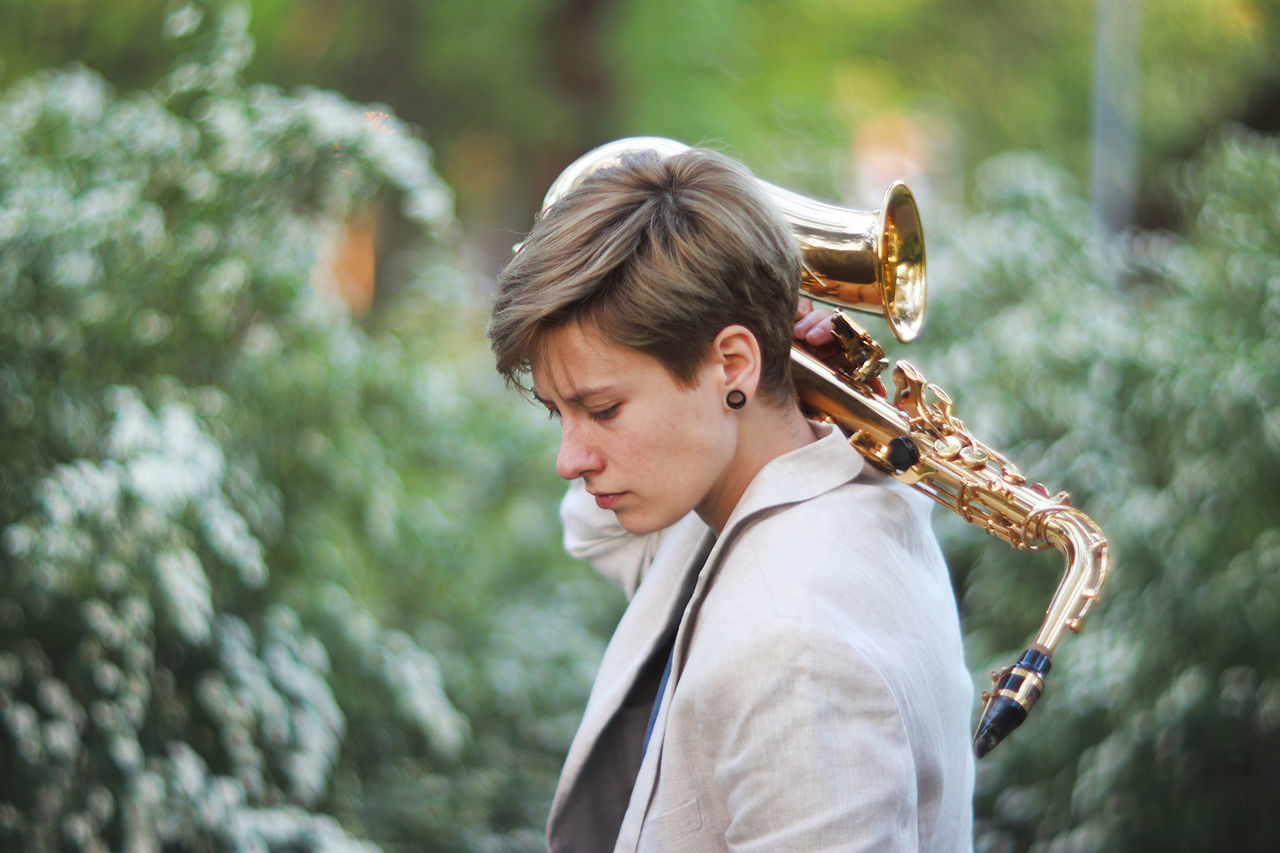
0, 3, 614, 850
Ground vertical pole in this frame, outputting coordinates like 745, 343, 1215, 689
1090, 0, 1142, 232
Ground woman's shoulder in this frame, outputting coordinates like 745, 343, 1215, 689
738, 467, 937, 561
697, 472, 958, 658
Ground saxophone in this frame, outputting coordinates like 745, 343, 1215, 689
541, 138, 1111, 758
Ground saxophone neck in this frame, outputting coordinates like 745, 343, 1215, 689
1031, 506, 1112, 653
828, 311, 888, 385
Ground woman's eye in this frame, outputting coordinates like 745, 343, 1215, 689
589, 405, 619, 422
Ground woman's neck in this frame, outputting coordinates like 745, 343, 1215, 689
698, 400, 818, 533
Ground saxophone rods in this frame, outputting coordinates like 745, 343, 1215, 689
540, 137, 1113, 759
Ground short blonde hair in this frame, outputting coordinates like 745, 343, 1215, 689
487, 146, 802, 403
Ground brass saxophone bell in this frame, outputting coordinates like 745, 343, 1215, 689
537, 137, 927, 343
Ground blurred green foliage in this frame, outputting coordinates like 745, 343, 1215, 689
1, 1, 1279, 851
0, 3, 616, 850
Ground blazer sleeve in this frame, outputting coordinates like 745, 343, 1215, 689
559, 479, 661, 598
692, 623, 920, 851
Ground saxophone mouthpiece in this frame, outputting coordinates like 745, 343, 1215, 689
973, 647, 1052, 758
973, 695, 1028, 758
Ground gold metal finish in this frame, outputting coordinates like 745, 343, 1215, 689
536, 137, 1111, 758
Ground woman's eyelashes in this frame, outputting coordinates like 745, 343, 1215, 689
532, 392, 559, 420
534, 395, 618, 422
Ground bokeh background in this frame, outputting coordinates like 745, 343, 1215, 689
1, 0, 1278, 850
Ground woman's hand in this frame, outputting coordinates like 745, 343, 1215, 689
794, 297, 886, 396
794, 297, 836, 346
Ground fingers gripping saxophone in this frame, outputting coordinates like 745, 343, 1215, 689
542, 138, 1111, 758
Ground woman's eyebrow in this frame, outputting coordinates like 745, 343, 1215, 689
532, 385, 614, 408
565, 385, 616, 407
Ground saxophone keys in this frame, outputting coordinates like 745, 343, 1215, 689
886, 435, 921, 472
960, 445, 989, 468
934, 435, 962, 459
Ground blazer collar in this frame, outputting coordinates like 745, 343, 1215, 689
719, 422, 864, 537
686, 421, 864, 630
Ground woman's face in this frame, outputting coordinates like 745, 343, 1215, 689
532, 320, 741, 535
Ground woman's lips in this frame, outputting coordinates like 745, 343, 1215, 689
593, 492, 623, 510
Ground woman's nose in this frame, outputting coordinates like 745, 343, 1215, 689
555, 421, 601, 481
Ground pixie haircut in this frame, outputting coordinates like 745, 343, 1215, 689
487, 146, 803, 403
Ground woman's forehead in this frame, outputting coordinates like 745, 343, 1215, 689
531, 321, 652, 401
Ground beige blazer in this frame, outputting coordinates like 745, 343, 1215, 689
551, 426, 975, 852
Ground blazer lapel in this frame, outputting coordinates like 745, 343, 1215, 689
547, 519, 713, 851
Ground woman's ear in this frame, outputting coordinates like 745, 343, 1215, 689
709, 324, 761, 397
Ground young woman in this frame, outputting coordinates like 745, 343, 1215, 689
488, 144, 974, 851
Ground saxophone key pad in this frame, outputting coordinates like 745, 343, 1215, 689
934, 435, 962, 459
